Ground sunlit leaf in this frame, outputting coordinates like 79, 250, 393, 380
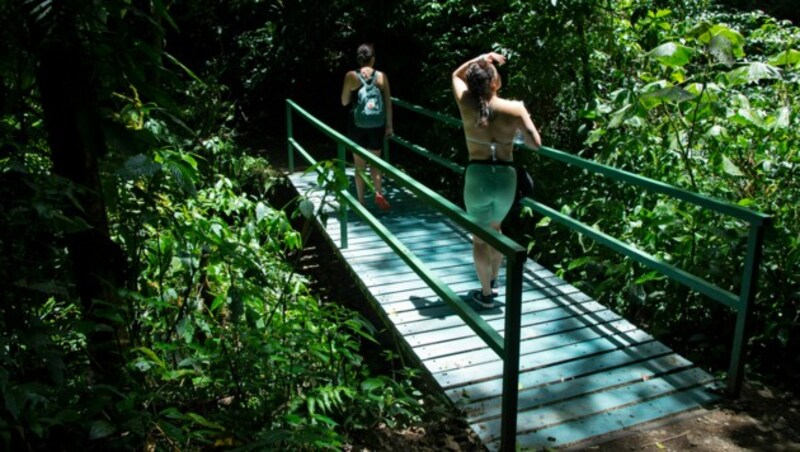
567, 256, 595, 270
769, 106, 791, 130
640, 86, 695, 110
647, 42, 693, 67
535, 216, 551, 228
256, 202, 269, 221
705, 125, 728, 138
697, 24, 745, 57
722, 155, 744, 176
768, 49, 800, 67
635, 271, 664, 284
708, 33, 734, 66
726, 62, 781, 86
731, 107, 764, 128
608, 104, 632, 128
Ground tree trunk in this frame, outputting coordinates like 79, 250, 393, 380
36, 11, 127, 386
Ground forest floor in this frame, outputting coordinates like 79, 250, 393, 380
267, 140, 800, 452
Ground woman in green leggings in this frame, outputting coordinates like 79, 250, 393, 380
452, 52, 541, 308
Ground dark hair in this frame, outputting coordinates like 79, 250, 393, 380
466, 60, 497, 127
356, 44, 375, 66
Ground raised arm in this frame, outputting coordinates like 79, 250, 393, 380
451, 52, 506, 102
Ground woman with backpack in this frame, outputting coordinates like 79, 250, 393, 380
452, 51, 541, 308
340, 43, 393, 211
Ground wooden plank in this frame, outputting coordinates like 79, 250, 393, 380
374, 275, 570, 306
444, 339, 674, 404
463, 353, 705, 423
484, 373, 719, 449
391, 286, 587, 333
431, 330, 659, 389
338, 231, 470, 256
425, 318, 641, 375
406, 301, 617, 350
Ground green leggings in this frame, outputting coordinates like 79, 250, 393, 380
463, 163, 517, 228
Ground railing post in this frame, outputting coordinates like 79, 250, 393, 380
727, 221, 768, 397
337, 142, 348, 249
286, 100, 294, 173
500, 258, 524, 451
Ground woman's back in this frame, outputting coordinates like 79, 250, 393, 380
459, 94, 524, 161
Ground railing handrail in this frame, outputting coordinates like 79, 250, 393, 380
392, 97, 463, 128
389, 96, 771, 399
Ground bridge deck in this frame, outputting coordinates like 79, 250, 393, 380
288, 170, 720, 450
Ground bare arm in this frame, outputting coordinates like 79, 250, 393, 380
380, 72, 394, 136
451, 52, 506, 102
341, 71, 358, 106
516, 103, 542, 150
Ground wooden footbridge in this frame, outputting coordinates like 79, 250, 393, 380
285, 99, 770, 451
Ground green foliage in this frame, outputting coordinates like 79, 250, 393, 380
550, 7, 800, 373
1, 2, 427, 450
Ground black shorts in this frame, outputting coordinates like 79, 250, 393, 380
348, 120, 384, 150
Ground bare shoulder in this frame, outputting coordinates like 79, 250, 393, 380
493, 98, 527, 116
343, 70, 359, 88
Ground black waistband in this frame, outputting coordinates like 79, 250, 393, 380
468, 159, 513, 167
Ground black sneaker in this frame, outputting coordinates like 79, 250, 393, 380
472, 291, 495, 309
490, 279, 498, 296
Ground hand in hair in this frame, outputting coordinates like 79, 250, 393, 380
483, 52, 506, 66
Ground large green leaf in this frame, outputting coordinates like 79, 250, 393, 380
722, 155, 744, 176
768, 49, 800, 68
647, 42, 694, 67
696, 24, 745, 57
708, 33, 734, 66
640, 86, 696, 110
726, 62, 781, 86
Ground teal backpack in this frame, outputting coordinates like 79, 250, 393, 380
353, 70, 385, 128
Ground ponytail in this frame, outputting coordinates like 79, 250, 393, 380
477, 98, 490, 127
465, 60, 496, 128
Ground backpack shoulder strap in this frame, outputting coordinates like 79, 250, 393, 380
357, 69, 378, 85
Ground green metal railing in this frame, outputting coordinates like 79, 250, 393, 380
286, 99, 526, 451
388, 97, 771, 398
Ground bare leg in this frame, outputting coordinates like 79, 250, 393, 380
368, 149, 383, 195
473, 238, 494, 297
490, 224, 503, 284
353, 153, 367, 205
368, 149, 390, 210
